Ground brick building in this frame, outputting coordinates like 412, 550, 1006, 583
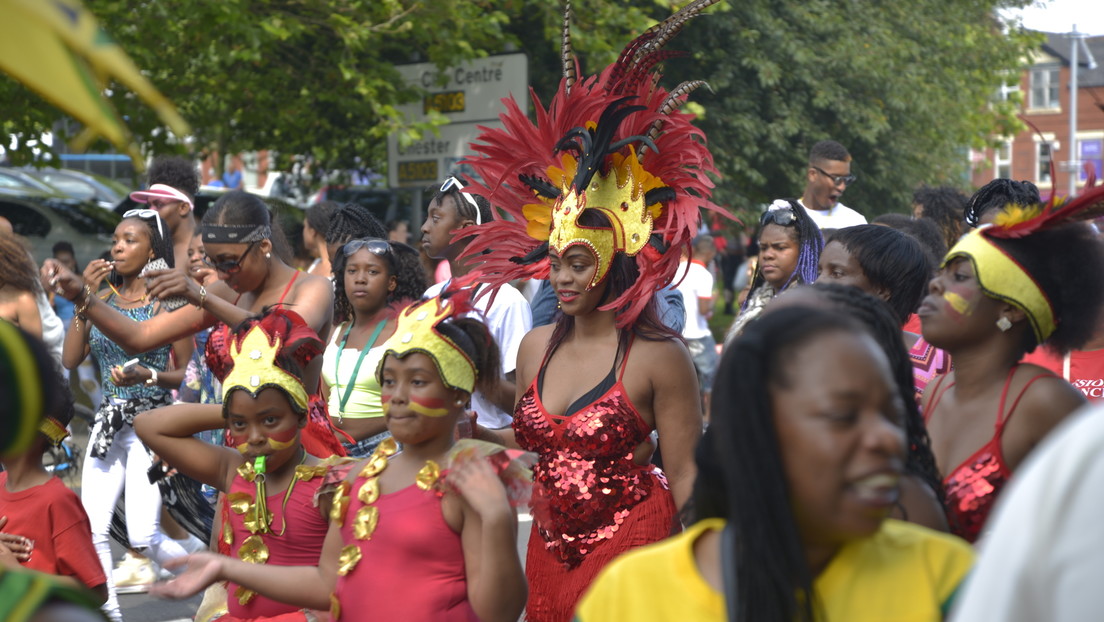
970, 32, 1104, 196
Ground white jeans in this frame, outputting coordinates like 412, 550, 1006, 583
82, 421, 188, 620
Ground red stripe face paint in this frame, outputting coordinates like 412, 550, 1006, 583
266, 427, 299, 451
408, 395, 450, 417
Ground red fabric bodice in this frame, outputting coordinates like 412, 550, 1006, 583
225, 468, 329, 619
334, 476, 476, 621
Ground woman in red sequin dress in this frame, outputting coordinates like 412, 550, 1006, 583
918, 184, 1104, 542
457, 4, 721, 616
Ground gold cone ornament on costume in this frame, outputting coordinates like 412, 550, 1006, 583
457, 0, 730, 328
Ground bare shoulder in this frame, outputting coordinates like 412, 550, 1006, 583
295, 271, 335, 298
1016, 364, 1085, 423
631, 336, 693, 365
515, 324, 554, 383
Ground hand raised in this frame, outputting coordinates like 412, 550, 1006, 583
149, 552, 223, 600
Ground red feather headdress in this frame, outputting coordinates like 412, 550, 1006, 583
458, 0, 728, 328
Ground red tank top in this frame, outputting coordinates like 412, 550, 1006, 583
225, 463, 329, 619
924, 366, 1051, 542
513, 337, 658, 568
333, 473, 477, 621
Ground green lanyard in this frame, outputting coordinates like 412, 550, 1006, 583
334, 320, 387, 420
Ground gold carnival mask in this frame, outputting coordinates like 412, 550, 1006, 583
525, 148, 667, 290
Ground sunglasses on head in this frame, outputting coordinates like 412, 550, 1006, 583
439, 176, 482, 223
342, 237, 396, 269
761, 203, 797, 227
203, 240, 258, 274
123, 208, 166, 240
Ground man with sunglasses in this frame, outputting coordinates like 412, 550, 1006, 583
797, 140, 867, 230
129, 157, 200, 270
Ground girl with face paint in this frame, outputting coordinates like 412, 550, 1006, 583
917, 187, 1104, 543
146, 284, 528, 622
134, 309, 334, 621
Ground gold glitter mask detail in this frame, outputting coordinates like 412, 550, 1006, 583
541, 150, 666, 289
222, 323, 309, 412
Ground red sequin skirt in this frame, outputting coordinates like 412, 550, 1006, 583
523, 472, 677, 622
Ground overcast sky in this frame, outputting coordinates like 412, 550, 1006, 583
1005, 0, 1104, 36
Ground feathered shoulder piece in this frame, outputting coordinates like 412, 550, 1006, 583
459, 0, 727, 327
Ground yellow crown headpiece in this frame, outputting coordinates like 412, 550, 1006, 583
222, 323, 310, 414
376, 287, 478, 394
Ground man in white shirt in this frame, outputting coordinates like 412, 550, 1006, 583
795, 140, 866, 231
676, 235, 718, 415
421, 177, 533, 430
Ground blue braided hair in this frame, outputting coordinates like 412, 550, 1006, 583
741, 199, 824, 311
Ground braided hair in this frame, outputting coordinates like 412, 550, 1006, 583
798, 283, 944, 504
964, 179, 1040, 228
324, 203, 387, 260
123, 211, 175, 269
741, 199, 823, 311
432, 180, 492, 227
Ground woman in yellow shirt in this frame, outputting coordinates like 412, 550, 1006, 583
578, 306, 974, 621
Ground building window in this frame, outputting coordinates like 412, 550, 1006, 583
1037, 142, 1053, 185
1030, 66, 1060, 109
996, 142, 1012, 178
1080, 139, 1103, 183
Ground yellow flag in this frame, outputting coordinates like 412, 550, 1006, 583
0, 0, 190, 166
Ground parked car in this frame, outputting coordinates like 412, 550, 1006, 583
22, 167, 128, 210
308, 185, 399, 224
0, 186, 119, 267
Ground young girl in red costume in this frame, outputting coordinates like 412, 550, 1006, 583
135, 309, 336, 621
151, 283, 529, 622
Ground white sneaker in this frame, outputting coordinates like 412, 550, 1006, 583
112, 552, 155, 594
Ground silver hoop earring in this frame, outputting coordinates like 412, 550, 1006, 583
997, 316, 1012, 332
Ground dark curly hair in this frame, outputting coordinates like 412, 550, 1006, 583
147, 156, 199, 201
991, 222, 1104, 357
332, 239, 428, 324
964, 179, 1040, 228
913, 185, 968, 251
0, 235, 41, 293
870, 213, 947, 269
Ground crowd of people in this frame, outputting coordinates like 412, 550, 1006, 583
4, 3, 1104, 622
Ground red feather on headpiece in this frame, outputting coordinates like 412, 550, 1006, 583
458, 0, 729, 327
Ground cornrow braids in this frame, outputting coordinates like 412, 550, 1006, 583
432, 182, 492, 227
324, 203, 387, 255
964, 179, 1040, 228
806, 283, 945, 503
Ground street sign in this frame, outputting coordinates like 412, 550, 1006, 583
387, 53, 528, 189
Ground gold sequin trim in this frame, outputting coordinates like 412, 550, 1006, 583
237, 534, 270, 565
357, 477, 380, 505
330, 481, 351, 527
416, 460, 440, 491
353, 505, 379, 540
337, 544, 362, 576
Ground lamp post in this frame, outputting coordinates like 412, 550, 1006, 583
1068, 25, 1099, 197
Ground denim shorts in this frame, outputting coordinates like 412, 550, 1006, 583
342, 429, 394, 458
686, 334, 719, 392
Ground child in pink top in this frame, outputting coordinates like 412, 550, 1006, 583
135, 309, 336, 620
152, 283, 528, 622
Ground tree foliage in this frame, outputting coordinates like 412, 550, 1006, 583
0, 0, 1037, 217
666, 0, 1039, 222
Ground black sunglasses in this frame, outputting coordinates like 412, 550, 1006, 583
204, 240, 258, 274
761, 205, 797, 227
343, 238, 396, 269
812, 165, 857, 186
